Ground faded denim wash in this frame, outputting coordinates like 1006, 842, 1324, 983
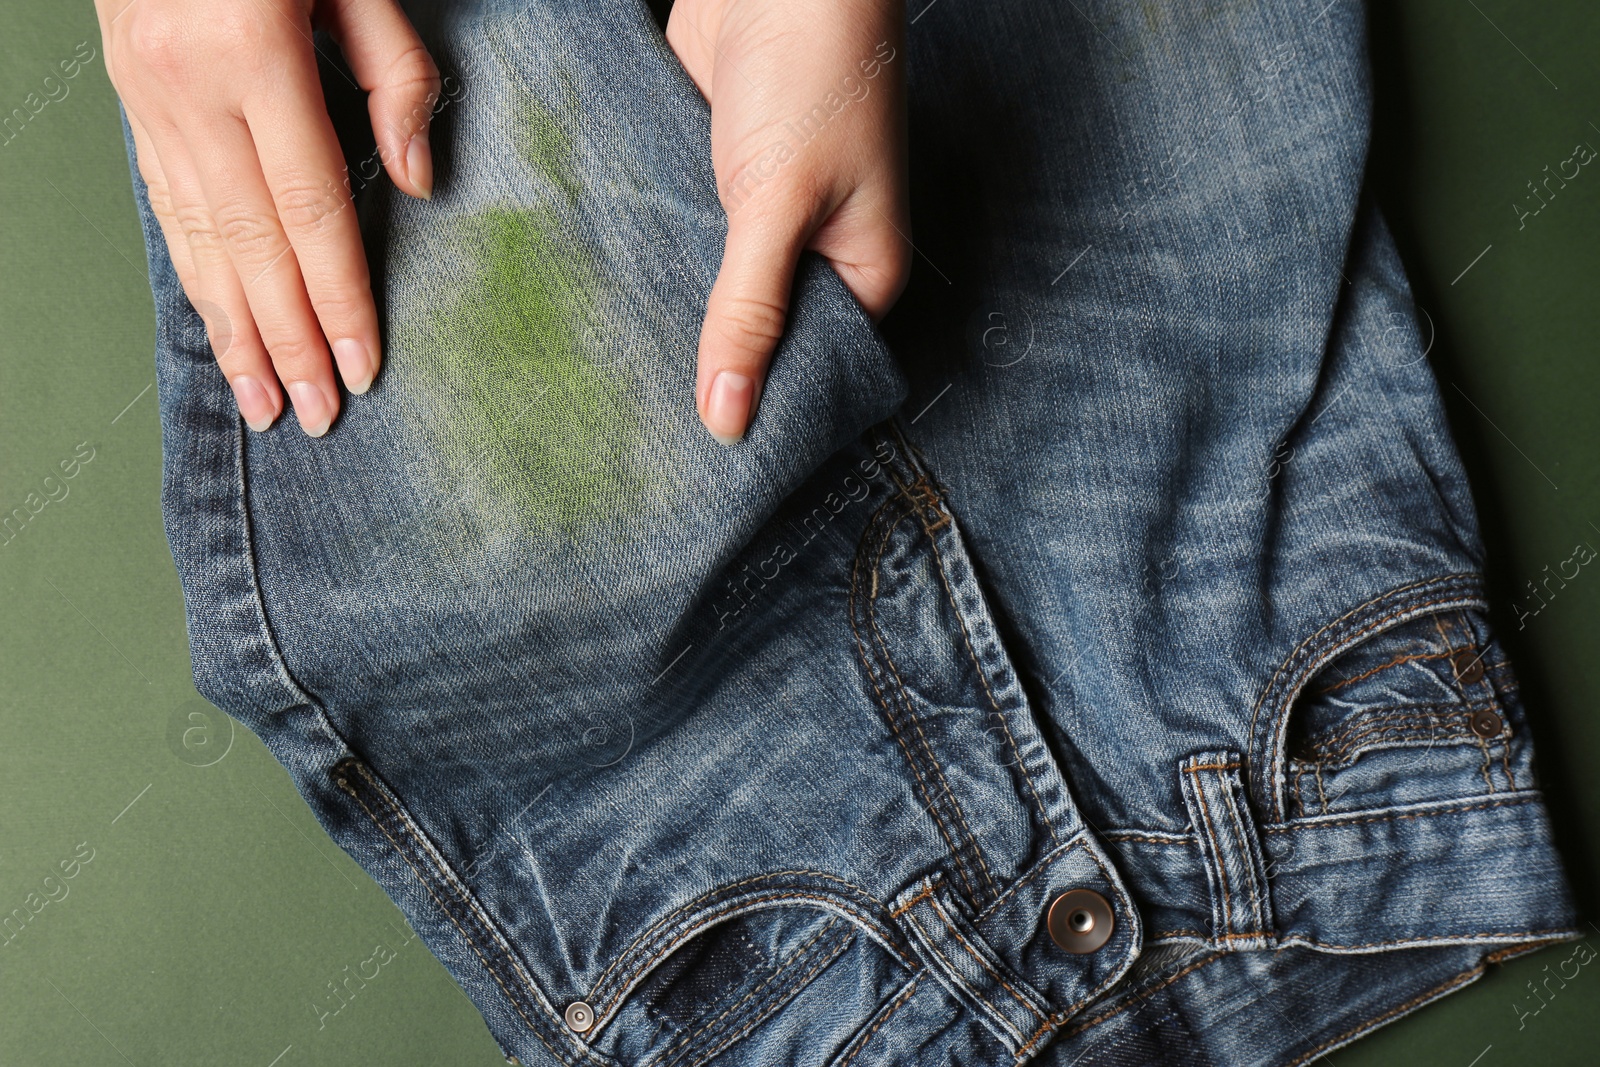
124, 0, 1578, 1064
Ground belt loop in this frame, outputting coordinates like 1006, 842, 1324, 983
1179, 751, 1276, 948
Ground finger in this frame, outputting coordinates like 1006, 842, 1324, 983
697, 211, 810, 444
322, 0, 441, 199
131, 110, 283, 430
663, 4, 721, 98
185, 114, 341, 438
125, 110, 196, 284
809, 193, 912, 321
244, 46, 382, 395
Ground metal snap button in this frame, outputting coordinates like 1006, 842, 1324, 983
564, 1001, 594, 1033
1451, 650, 1485, 686
1047, 888, 1115, 954
1470, 708, 1504, 738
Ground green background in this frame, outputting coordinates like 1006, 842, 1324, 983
2, 2, 1595, 1063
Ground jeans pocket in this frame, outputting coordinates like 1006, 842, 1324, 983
1279, 600, 1527, 818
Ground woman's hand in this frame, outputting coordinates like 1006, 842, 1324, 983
667, 0, 910, 444
96, 0, 439, 436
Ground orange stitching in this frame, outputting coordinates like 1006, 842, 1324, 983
1263, 592, 1486, 816
973, 835, 1084, 926
1185, 763, 1234, 935
653, 918, 844, 1067
1261, 794, 1538, 832
1283, 971, 1481, 1066
1049, 951, 1231, 1047
848, 498, 986, 906
1247, 577, 1478, 750
1299, 707, 1494, 764
1315, 649, 1454, 694
836, 977, 920, 1067
1487, 939, 1569, 964
1249, 580, 1485, 820
901, 908, 1028, 1043
593, 891, 914, 1023
1216, 772, 1267, 931
1008, 844, 1142, 1060
1300, 705, 1474, 755
891, 885, 935, 918
863, 503, 999, 901
877, 426, 1055, 871
1150, 929, 1206, 939
334, 773, 589, 1067
666, 924, 854, 1067
927, 893, 1046, 1021
1501, 734, 1518, 791
1477, 729, 1496, 795
346, 766, 599, 1063
915, 492, 1061, 846
587, 868, 887, 999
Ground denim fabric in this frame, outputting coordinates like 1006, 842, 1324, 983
125, 0, 1577, 1064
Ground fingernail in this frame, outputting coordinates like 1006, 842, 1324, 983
406, 132, 433, 200
332, 337, 376, 395
287, 380, 333, 438
231, 375, 276, 432
704, 371, 755, 445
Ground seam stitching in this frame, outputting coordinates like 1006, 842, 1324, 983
1010, 845, 1142, 1060
675, 928, 852, 1067
334, 767, 593, 1067
592, 891, 915, 1024
910, 474, 1061, 846
587, 868, 889, 1003
1262, 588, 1486, 819
655, 919, 851, 1067
849, 496, 987, 906
1246, 576, 1484, 820
834, 976, 921, 1067
901, 908, 1026, 1046
1280, 940, 1572, 1067
864, 495, 999, 901
1315, 648, 1455, 694
651, 918, 840, 1067
973, 834, 1090, 926
891, 885, 935, 918
1183, 762, 1234, 936
1217, 769, 1269, 932
927, 893, 1047, 1021
1260, 794, 1539, 832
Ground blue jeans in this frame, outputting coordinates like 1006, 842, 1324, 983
126, 0, 1578, 1063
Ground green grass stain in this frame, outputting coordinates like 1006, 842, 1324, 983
515, 92, 582, 204
402, 205, 651, 539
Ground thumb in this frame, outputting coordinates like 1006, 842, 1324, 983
325, 0, 442, 199
698, 215, 808, 444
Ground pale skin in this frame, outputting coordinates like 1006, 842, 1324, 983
94, 0, 909, 444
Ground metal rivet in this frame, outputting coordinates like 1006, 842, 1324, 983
564, 1001, 594, 1033
1451, 650, 1485, 686
1047, 889, 1115, 954
1470, 709, 1504, 738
